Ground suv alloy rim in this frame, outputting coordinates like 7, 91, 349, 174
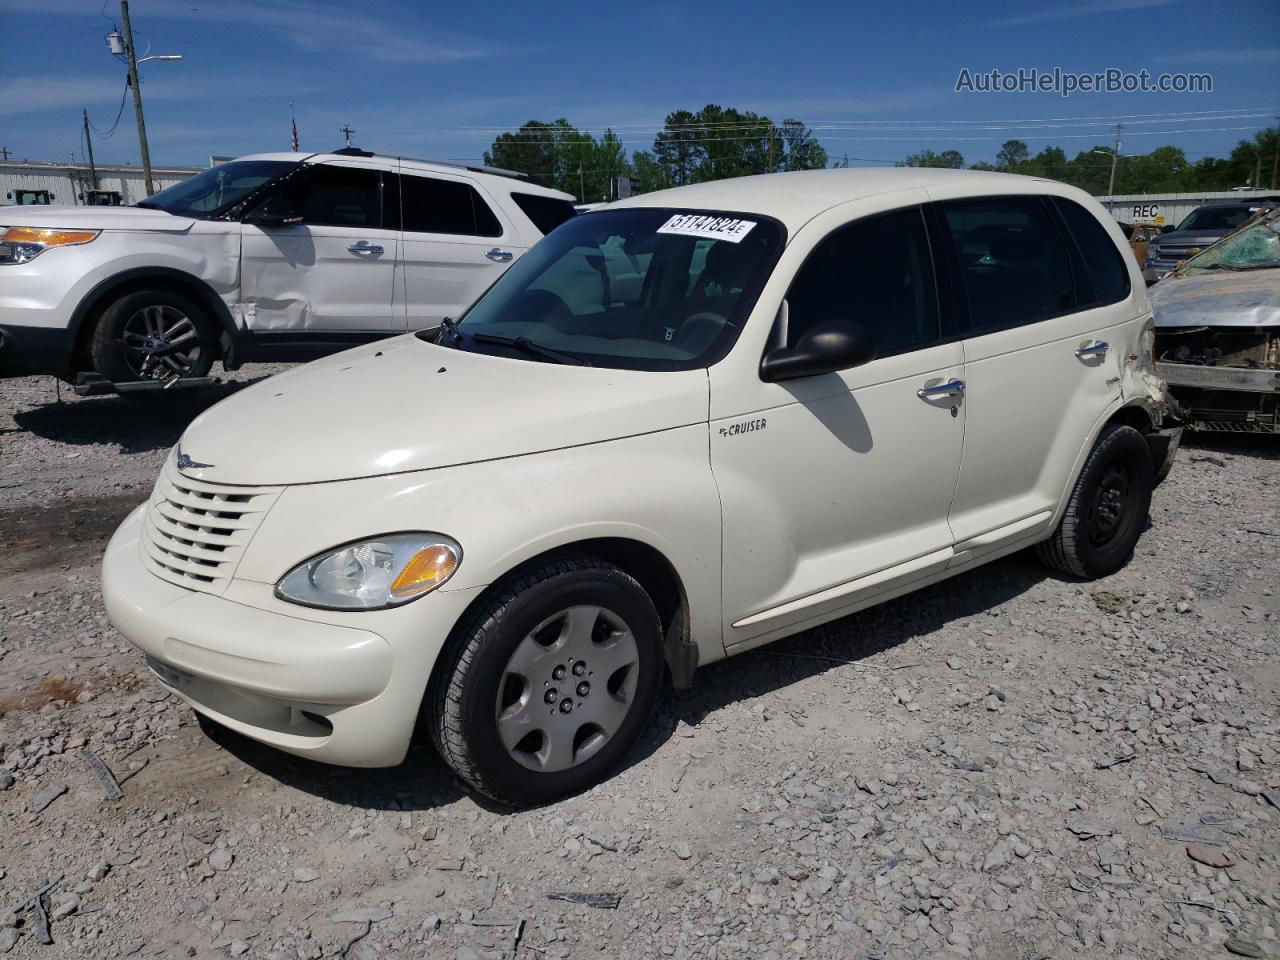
494, 604, 640, 773
120, 304, 202, 380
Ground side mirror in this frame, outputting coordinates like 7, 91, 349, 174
759, 318, 877, 382
243, 204, 303, 227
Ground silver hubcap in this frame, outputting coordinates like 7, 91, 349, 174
120, 304, 201, 380
495, 605, 639, 773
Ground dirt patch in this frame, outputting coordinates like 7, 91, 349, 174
0, 672, 142, 714
0, 491, 146, 577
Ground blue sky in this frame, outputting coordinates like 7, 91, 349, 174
2, 0, 1277, 172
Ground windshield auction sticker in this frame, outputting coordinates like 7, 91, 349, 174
657, 214, 757, 243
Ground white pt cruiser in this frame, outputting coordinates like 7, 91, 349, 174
103, 169, 1181, 804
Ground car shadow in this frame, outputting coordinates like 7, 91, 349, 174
9, 376, 272, 454
204, 551, 1049, 813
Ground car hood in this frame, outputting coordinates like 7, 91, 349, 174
0, 204, 195, 232
1150, 269, 1280, 328
176, 335, 710, 486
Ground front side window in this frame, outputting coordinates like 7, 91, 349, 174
940, 196, 1075, 333
450, 208, 784, 371
253, 165, 381, 228
785, 206, 940, 355
140, 160, 296, 218
400, 174, 501, 237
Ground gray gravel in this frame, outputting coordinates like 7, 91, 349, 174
2, 368, 1278, 959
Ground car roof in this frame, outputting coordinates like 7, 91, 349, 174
233, 151, 574, 201
609, 168, 1091, 233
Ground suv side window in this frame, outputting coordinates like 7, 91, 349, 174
273, 165, 381, 228
939, 196, 1074, 333
400, 173, 502, 237
1049, 197, 1131, 307
786, 206, 940, 355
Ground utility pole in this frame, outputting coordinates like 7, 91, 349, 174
1272, 116, 1278, 190
1107, 123, 1122, 196
119, 1, 156, 196
578, 164, 585, 202
0, 146, 10, 161
340, 123, 355, 147
82, 108, 99, 190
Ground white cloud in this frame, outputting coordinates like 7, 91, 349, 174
988, 0, 1181, 28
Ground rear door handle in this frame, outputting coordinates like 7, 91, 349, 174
347, 241, 383, 255
917, 378, 965, 400
485, 248, 513, 262
1075, 340, 1108, 359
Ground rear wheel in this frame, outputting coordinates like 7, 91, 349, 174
429, 557, 662, 804
90, 289, 216, 383
1037, 424, 1153, 579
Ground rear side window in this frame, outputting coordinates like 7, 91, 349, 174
400, 174, 502, 237
786, 206, 940, 355
512, 193, 577, 235
939, 196, 1074, 333
1051, 197, 1131, 307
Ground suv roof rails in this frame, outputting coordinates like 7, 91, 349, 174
323, 147, 553, 189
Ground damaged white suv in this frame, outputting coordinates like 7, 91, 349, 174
103, 169, 1180, 803
0, 149, 575, 385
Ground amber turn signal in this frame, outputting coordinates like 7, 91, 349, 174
389, 543, 460, 599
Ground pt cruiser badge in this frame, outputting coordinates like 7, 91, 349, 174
175, 450, 213, 471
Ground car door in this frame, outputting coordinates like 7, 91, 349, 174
393, 168, 524, 331
929, 192, 1132, 561
710, 199, 967, 650
240, 161, 400, 334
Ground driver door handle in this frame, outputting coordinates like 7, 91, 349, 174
485, 248, 514, 262
347, 241, 383, 255
917, 378, 965, 400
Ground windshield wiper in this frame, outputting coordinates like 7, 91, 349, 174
468, 332, 592, 366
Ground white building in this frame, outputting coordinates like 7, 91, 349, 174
0, 159, 202, 206
1096, 189, 1277, 228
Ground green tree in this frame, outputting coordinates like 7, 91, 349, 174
996, 139, 1029, 172
903, 149, 965, 168
778, 119, 829, 171
630, 150, 672, 193
654, 109, 701, 186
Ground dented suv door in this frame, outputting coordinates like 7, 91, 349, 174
239, 161, 400, 334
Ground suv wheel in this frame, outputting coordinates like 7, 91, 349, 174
90, 289, 216, 383
429, 557, 663, 804
1037, 424, 1154, 579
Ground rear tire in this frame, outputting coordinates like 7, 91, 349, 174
1037, 424, 1153, 579
90, 288, 216, 384
428, 557, 663, 805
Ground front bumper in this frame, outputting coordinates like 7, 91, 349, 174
0, 323, 76, 378
102, 504, 479, 767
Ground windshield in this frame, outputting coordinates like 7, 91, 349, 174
1180, 215, 1280, 273
1175, 205, 1259, 232
451, 207, 784, 371
139, 160, 297, 218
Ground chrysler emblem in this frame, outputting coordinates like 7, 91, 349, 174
176, 449, 214, 471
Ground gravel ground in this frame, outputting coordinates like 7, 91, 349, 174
1, 367, 1278, 960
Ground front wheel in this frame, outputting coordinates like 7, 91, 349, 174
90, 289, 216, 383
429, 558, 663, 805
1037, 424, 1154, 579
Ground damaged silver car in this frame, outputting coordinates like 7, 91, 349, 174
1152, 209, 1280, 433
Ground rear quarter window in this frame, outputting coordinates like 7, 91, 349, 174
1051, 197, 1132, 307
512, 193, 577, 235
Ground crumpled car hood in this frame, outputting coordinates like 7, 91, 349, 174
1150, 269, 1280, 328
176, 335, 710, 486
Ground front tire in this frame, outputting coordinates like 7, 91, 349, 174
429, 557, 663, 805
90, 288, 216, 383
1037, 424, 1154, 579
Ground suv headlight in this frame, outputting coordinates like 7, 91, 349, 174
276, 533, 462, 610
0, 227, 100, 264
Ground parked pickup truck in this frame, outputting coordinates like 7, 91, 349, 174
1144, 198, 1277, 284
0, 149, 576, 385
103, 168, 1180, 803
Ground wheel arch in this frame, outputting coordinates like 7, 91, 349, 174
69, 267, 237, 370
441, 536, 697, 692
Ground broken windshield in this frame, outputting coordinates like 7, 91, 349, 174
1179, 213, 1280, 274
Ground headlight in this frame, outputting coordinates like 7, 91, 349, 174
276, 533, 461, 610
0, 227, 100, 265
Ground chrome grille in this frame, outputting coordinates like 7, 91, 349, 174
141, 459, 282, 594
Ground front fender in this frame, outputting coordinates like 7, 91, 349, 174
234, 424, 726, 665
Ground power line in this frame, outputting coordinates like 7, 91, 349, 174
87, 80, 130, 139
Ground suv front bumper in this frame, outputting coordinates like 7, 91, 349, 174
102, 504, 480, 768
